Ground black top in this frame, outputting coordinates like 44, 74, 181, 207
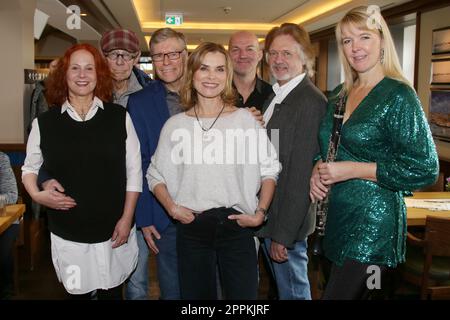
234, 77, 273, 111
38, 103, 127, 243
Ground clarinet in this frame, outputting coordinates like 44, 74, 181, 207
312, 91, 346, 256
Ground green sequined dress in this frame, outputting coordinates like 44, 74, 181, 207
319, 77, 439, 267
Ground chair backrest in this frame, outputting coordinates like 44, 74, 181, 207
425, 216, 450, 257
417, 172, 444, 192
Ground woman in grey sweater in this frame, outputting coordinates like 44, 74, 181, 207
147, 42, 281, 299
0, 151, 19, 299
0, 152, 18, 206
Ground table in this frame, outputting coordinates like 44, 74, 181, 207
406, 192, 450, 226
0, 204, 26, 234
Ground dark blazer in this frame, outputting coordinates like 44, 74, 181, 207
127, 80, 172, 232
257, 76, 327, 248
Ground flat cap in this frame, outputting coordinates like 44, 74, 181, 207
100, 29, 139, 53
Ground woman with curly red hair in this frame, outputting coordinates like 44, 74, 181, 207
22, 43, 142, 299
45, 43, 113, 106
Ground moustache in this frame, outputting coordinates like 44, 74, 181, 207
237, 58, 253, 63
271, 63, 288, 68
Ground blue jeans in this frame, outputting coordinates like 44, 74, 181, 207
262, 238, 311, 300
125, 229, 149, 300
154, 223, 180, 299
125, 223, 180, 300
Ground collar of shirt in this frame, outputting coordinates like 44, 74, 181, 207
272, 72, 306, 97
233, 77, 263, 108
112, 71, 142, 102
164, 84, 180, 97
61, 96, 104, 122
254, 77, 266, 94
263, 73, 306, 125
164, 84, 183, 116
232, 76, 259, 91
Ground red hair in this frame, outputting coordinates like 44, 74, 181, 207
45, 43, 113, 106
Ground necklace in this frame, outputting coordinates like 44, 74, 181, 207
69, 98, 93, 121
78, 110, 88, 120
193, 104, 226, 132
72, 104, 91, 121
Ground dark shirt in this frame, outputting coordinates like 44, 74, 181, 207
234, 77, 273, 111
165, 88, 183, 116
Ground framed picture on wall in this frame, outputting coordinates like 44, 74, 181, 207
432, 27, 450, 55
429, 90, 450, 141
431, 59, 450, 85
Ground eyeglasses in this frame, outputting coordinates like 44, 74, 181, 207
105, 51, 137, 62
151, 50, 185, 62
267, 50, 296, 60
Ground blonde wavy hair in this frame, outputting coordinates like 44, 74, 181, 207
336, 6, 411, 94
180, 42, 236, 110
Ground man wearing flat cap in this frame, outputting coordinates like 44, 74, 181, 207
100, 29, 152, 106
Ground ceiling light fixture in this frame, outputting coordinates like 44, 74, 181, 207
284, 0, 353, 24
142, 22, 275, 32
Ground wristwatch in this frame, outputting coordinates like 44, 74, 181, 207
255, 207, 268, 222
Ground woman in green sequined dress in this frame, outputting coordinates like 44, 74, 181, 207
309, 6, 439, 299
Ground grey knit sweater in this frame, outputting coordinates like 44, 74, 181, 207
147, 108, 281, 215
0, 151, 18, 205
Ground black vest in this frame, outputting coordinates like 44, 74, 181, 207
39, 103, 127, 243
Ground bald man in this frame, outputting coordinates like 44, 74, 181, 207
228, 33, 278, 300
228, 31, 273, 111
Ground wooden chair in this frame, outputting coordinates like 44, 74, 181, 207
403, 216, 450, 299
13, 211, 24, 295
11, 164, 44, 272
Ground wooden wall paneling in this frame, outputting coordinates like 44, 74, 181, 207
316, 39, 328, 93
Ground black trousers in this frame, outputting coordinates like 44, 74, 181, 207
67, 284, 123, 300
177, 207, 258, 300
322, 259, 388, 300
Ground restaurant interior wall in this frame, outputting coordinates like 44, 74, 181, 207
417, 6, 450, 161
0, 0, 35, 144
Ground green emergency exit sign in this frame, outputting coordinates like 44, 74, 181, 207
165, 14, 183, 25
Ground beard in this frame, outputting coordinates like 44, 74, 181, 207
270, 63, 298, 82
